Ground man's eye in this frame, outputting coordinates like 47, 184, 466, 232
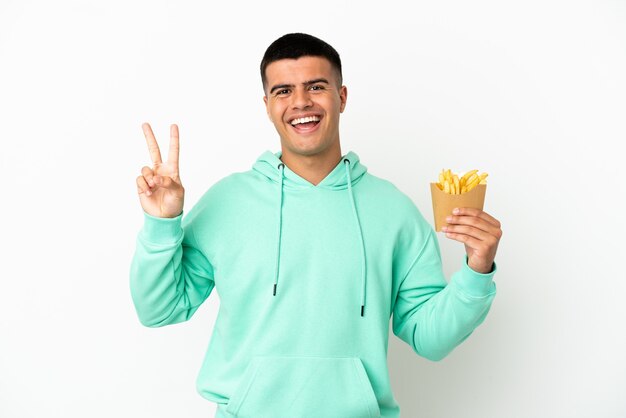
310, 85, 324, 91
277, 89, 290, 95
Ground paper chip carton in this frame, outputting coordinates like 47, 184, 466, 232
430, 183, 487, 232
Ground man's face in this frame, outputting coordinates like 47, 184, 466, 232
263, 56, 347, 159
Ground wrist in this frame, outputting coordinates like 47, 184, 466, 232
469, 262, 494, 274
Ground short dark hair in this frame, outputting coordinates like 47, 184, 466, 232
260, 33, 343, 91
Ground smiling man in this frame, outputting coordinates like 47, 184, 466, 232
131, 33, 502, 418
263, 54, 347, 185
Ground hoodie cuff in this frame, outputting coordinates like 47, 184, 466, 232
139, 211, 184, 244
452, 255, 497, 298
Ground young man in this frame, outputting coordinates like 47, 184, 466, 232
131, 33, 502, 418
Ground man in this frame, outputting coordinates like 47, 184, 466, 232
131, 33, 502, 418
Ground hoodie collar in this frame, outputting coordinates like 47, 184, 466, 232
253, 150, 367, 191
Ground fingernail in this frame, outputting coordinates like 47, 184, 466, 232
446, 216, 452, 222
146, 190, 151, 196
453, 208, 460, 215
441, 226, 448, 232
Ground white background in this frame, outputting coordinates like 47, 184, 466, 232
1, 0, 625, 417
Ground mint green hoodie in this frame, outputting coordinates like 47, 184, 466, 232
130, 150, 496, 418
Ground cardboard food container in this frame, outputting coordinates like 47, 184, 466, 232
430, 183, 487, 231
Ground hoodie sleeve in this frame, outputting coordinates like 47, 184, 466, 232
392, 229, 496, 361
129, 210, 215, 327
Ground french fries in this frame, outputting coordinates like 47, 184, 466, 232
435, 168, 488, 194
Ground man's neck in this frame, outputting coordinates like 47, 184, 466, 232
279, 144, 342, 186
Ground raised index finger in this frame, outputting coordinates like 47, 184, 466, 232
142, 122, 163, 164
168, 124, 180, 171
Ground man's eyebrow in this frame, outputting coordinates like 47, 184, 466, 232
269, 78, 331, 94
304, 78, 330, 86
269, 83, 294, 94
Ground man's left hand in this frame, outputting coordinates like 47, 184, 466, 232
441, 207, 502, 274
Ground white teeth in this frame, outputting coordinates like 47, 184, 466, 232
290, 116, 320, 126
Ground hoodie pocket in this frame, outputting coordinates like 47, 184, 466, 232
225, 355, 381, 418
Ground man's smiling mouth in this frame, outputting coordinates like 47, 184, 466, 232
289, 115, 321, 133
290, 115, 321, 127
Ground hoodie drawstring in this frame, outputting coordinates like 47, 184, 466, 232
272, 159, 367, 318
344, 158, 367, 317
273, 163, 285, 297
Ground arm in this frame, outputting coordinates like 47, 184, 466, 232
129, 210, 215, 327
392, 230, 496, 361
131, 123, 214, 327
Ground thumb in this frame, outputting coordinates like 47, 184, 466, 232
153, 175, 182, 191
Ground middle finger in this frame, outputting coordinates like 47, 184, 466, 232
442, 224, 492, 241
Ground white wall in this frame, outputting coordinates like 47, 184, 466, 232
1, 1, 624, 417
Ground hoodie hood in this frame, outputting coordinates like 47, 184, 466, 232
252, 150, 367, 191
252, 150, 369, 317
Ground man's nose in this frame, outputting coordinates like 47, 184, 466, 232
291, 88, 313, 109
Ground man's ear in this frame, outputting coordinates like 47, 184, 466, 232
263, 95, 273, 122
339, 85, 348, 113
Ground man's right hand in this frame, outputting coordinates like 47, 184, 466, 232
136, 122, 185, 218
